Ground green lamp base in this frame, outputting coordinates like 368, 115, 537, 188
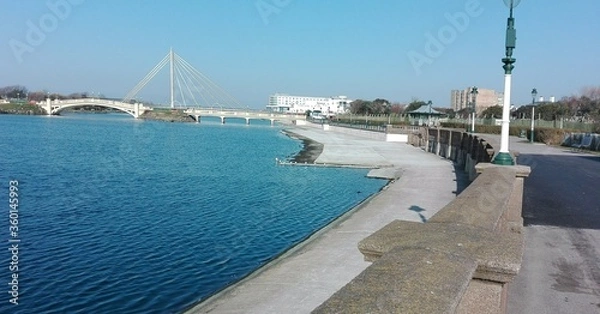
492, 152, 515, 165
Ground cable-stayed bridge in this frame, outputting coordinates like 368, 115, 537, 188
123, 48, 243, 109
37, 49, 306, 123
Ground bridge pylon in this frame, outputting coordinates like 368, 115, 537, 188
45, 98, 52, 116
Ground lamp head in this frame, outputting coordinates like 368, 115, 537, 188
531, 88, 538, 98
503, 0, 521, 9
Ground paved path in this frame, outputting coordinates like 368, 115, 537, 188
476, 134, 600, 313
186, 124, 462, 314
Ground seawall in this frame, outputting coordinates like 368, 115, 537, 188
185, 123, 460, 313
314, 127, 531, 314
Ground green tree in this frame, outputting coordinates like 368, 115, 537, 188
350, 99, 373, 114
371, 98, 391, 114
0, 85, 28, 99
481, 105, 503, 118
455, 108, 471, 119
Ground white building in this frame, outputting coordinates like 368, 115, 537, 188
266, 93, 352, 114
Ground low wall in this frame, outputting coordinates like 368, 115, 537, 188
409, 128, 495, 180
323, 123, 418, 142
313, 128, 530, 314
324, 125, 387, 141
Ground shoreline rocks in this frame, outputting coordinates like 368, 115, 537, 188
282, 130, 324, 163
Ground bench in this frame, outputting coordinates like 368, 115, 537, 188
572, 133, 593, 151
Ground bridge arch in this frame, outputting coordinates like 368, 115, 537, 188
42, 99, 148, 118
52, 102, 136, 117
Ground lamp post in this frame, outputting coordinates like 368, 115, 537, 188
493, 0, 519, 165
530, 88, 537, 143
470, 87, 478, 133
427, 100, 432, 127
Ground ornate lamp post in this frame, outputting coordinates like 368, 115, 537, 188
470, 87, 478, 133
493, 0, 520, 165
530, 88, 537, 143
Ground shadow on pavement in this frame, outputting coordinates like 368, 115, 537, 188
408, 205, 427, 223
452, 163, 471, 196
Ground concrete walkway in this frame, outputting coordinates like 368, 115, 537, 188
185, 124, 462, 314
474, 134, 600, 313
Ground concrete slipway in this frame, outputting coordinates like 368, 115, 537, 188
185, 124, 462, 314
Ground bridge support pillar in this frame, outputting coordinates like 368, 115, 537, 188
134, 103, 140, 118
195, 115, 201, 123
220, 116, 225, 124
45, 98, 52, 115
245, 118, 250, 125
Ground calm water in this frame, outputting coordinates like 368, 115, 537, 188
0, 114, 386, 314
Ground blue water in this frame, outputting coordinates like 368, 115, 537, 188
0, 114, 386, 314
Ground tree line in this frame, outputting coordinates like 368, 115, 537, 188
349, 86, 600, 123
474, 86, 600, 122
0, 85, 103, 102
349, 98, 436, 115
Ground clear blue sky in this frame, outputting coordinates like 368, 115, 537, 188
1, 0, 599, 109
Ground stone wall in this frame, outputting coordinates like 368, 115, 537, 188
313, 128, 530, 314
409, 128, 495, 180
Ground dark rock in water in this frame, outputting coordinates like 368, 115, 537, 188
282, 130, 324, 164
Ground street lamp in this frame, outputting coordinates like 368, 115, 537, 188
470, 87, 478, 133
427, 100, 433, 127
493, 0, 520, 165
530, 88, 537, 143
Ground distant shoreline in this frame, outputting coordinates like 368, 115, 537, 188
281, 129, 324, 163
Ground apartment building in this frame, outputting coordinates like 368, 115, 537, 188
451, 87, 503, 114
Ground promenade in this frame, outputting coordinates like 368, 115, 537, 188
474, 134, 600, 314
186, 124, 462, 313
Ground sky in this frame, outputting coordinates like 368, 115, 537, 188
1, 0, 599, 109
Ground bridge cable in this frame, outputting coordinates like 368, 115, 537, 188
175, 54, 243, 108
123, 53, 170, 103
174, 58, 201, 107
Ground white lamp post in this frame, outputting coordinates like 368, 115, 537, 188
493, 0, 520, 165
470, 87, 478, 133
530, 88, 537, 143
